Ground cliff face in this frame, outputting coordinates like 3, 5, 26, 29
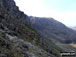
0, 0, 31, 25
0, 0, 55, 57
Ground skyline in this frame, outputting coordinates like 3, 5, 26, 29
14, 0, 76, 26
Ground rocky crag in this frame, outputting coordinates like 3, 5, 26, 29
0, 0, 76, 57
0, 0, 56, 57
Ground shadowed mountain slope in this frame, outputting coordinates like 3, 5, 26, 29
29, 16, 76, 53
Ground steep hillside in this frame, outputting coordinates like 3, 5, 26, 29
29, 16, 76, 52
29, 16, 76, 43
0, 0, 76, 57
0, 0, 58, 57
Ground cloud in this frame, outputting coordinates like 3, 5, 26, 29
14, 0, 76, 26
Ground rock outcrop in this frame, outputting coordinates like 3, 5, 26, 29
0, 0, 56, 57
0, 0, 76, 57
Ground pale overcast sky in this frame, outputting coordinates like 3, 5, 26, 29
14, 0, 76, 26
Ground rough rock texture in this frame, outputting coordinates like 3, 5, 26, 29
0, 0, 76, 57
0, 0, 57, 57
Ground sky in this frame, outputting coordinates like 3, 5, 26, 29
14, 0, 76, 26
